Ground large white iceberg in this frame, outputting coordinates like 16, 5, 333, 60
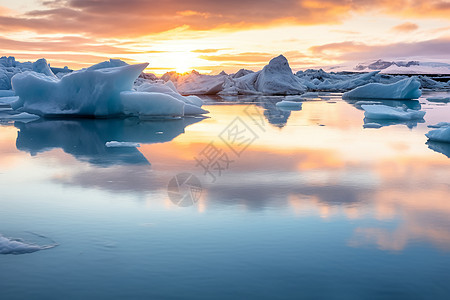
254, 55, 306, 95
426, 126, 450, 143
361, 104, 426, 120
10, 60, 207, 118
343, 77, 422, 100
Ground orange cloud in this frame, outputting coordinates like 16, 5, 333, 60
0, 0, 447, 38
391, 22, 419, 32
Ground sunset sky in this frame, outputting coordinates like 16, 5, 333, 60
1, 0, 449, 75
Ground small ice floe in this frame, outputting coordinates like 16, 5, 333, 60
361, 105, 425, 120
105, 141, 141, 148
276, 100, 303, 111
426, 126, 450, 143
427, 97, 450, 103
363, 122, 383, 129
300, 92, 319, 98
343, 78, 422, 100
0, 112, 40, 122
354, 100, 383, 106
428, 122, 450, 128
0, 233, 57, 255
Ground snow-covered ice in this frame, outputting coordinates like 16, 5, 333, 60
426, 126, 450, 143
361, 105, 426, 120
343, 78, 422, 100
121, 91, 185, 117
106, 141, 141, 148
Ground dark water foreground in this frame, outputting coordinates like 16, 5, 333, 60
0, 92, 449, 299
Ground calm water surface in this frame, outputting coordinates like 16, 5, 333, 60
1, 92, 450, 299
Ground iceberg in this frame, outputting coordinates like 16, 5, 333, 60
11, 63, 148, 116
361, 105, 426, 120
10, 60, 208, 118
426, 126, 450, 143
163, 70, 226, 95
254, 55, 306, 95
1, 56, 56, 90
343, 78, 422, 100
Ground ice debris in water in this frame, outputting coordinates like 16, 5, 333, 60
343, 77, 422, 100
361, 104, 426, 120
276, 100, 303, 108
428, 122, 450, 128
0, 233, 57, 255
106, 141, 141, 148
426, 126, 450, 143
426, 96, 450, 103
363, 123, 383, 128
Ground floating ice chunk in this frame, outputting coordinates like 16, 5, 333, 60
427, 96, 450, 103
354, 100, 383, 106
0, 112, 40, 121
426, 126, 450, 143
106, 141, 141, 148
0, 234, 57, 255
120, 91, 185, 117
276, 100, 303, 109
363, 123, 382, 128
361, 105, 426, 120
428, 122, 450, 128
343, 77, 422, 100
11, 63, 148, 117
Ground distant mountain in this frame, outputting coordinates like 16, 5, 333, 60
326, 59, 450, 75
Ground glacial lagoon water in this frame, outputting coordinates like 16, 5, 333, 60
1, 92, 450, 299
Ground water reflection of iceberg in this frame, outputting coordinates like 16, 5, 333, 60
346, 99, 422, 111
15, 117, 204, 166
258, 98, 291, 128
426, 141, 450, 158
363, 117, 425, 129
